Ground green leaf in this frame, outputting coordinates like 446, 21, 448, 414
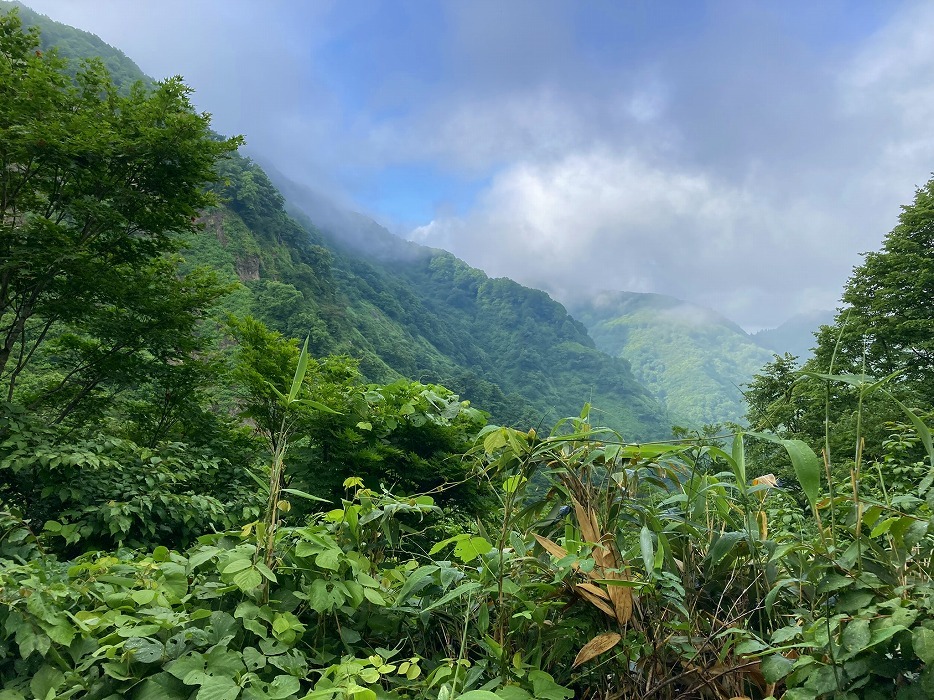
308, 579, 331, 613
125, 637, 165, 664
287, 337, 310, 403
887, 394, 934, 489
913, 627, 934, 663
363, 587, 386, 606
760, 653, 795, 683
842, 618, 871, 652
315, 548, 341, 571
731, 433, 746, 488
708, 531, 745, 568
233, 567, 263, 591
422, 581, 481, 612
281, 487, 330, 503
455, 692, 501, 700
222, 558, 252, 575
196, 675, 241, 700
453, 536, 493, 563
496, 688, 533, 700
393, 564, 439, 605
254, 562, 277, 582
639, 525, 654, 573
265, 675, 301, 699
295, 398, 341, 414
167, 652, 205, 681
528, 670, 573, 700
749, 432, 821, 514
30, 665, 64, 700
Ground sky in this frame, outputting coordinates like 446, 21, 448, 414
19, 0, 934, 330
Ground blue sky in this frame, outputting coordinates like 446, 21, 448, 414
21, 0, 934, 329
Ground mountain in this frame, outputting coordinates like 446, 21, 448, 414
752, 309, 835, 360
6, 4, 670, 439
569, 291, 774, 427
270, 173, 670, 437
1, 1, 149, 88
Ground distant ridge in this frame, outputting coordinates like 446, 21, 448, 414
752, 309, 835, 360
570, 291, 773, 427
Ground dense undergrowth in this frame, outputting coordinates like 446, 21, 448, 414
3, 385, 934, 699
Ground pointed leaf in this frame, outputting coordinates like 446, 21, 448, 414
572, 632, 621, 668
287, 337, 310, 403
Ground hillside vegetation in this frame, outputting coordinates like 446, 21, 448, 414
571, 292, 773, 426
3, 8, 934, 700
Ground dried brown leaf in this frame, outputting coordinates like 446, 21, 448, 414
575, 582, 610, 600
533, 534, 570, 562
572, 632, 622, 668
571, 497, 600, 545
575, 584, 617, 618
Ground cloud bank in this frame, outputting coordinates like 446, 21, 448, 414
21, 0, 934, 328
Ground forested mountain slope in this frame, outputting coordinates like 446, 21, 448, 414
8, 3, 670, 439
209, 161, 670, 438
570, 291, 773, 426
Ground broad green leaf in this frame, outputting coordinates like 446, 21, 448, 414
29, 665, 64, 700
166, 652, 205, 681
914, 627, 934, 663
308, 579, 331, 613
265, 675, 301, 699
496, 688, 533, 700
842, 618, 871, 652
363, 587, 386, 605
196, 675, 241, 700
429, 533, 468, 556
233, 567, 263, 591
483, 429, 508, 454
222, 558, 252, 575
749, 432, 821, 514
453, 536, 493, 563
454, 692, 501, 700
315, 548, 341, 571
760, 654, 794, 683
125, 637, 165, 664
708, 531, 746, 568
393, 565, 438, 605
528, 670, 574, 700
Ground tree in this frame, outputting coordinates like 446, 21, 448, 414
746, 177, 934, 468
0, 10, 241, 415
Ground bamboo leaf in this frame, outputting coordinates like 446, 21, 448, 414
731, 433, 746, 491
885, 394, 934, 491
287, 337, 310, 403
748, 432, 821, 514
572, 632, 621, 668
639, 525, 655, 574
281, 488, 331, 503
532, 534, 569, 561
574, 584, 617, 618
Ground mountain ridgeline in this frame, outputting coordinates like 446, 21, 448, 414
203, 159, 670, 437
2, 3, 671, 438
570, 292, 775, 427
